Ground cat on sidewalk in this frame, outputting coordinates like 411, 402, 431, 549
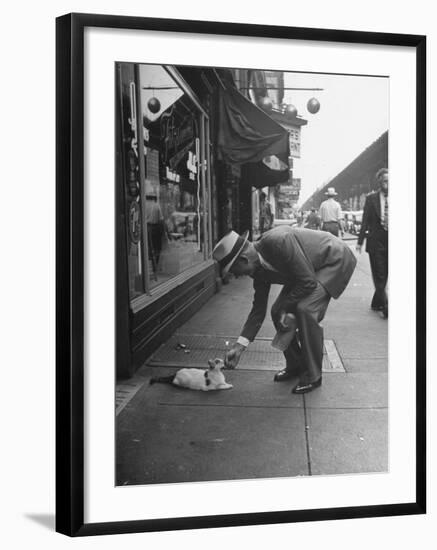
149, 358, 233, 391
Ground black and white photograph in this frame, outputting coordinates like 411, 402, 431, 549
115, 62, 390, 486
52, 11, 425, 538
2, 0, 434, 545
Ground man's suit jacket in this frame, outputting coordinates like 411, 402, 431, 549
358, 191, 388, 252
240, 226, 357, 342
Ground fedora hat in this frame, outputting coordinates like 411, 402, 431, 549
212, 230, 249, 276
325, 187, 338, 196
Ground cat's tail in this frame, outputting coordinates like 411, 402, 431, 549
149, 374, 176, 386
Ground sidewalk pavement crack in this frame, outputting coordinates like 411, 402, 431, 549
157, 402, 303, 409
302, 395, 312, 476
305, 406, 387, 410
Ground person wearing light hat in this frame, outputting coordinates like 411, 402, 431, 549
318, 187, 344, 237
145, 190, 164, 266
212, 226, 356, 394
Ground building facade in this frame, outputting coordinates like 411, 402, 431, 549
230, 68, 308, 230
116, 64, 291, 378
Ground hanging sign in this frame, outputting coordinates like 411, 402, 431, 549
146, 148, 160, 194
168, 140, 193, 170
289, 127, 301, 158
160, 107, 196, 164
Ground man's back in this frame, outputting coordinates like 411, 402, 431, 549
256, 225, 356, 299
319, 198, 342, 222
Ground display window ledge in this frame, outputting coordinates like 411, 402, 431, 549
129, 258, 215, 314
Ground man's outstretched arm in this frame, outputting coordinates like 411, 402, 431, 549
224, 278, 270, 369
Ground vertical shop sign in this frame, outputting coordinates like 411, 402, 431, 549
145, 148, 160, 195
289, 126, 301, 158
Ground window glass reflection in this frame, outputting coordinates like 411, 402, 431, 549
139, 65, 205, 289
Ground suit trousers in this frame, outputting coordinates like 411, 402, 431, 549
271, 282, 331, 384
368, 231, 388, 310
322, 221, 339, 236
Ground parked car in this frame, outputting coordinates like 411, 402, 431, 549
167, 211, 199, 241
273, 217, 299, 228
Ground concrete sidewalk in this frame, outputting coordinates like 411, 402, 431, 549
116, 241, 388, 485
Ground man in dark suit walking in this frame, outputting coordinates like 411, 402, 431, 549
212, 225, 357, 394
356, 168, 389, 318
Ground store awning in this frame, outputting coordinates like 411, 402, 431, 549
217, 86, 290, 187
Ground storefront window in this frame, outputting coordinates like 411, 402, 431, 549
117, 63, 210, 300
138, 65, 207, 290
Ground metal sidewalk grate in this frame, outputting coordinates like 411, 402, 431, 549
115, 336, 345, 414
147, 333, 345, 373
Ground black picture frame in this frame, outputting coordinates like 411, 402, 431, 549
56, 12, 426, 537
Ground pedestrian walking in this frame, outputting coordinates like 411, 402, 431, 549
212, 225, 357, 394
304, 208, 321, 230
259, 191, 274, 234
356, 168, 389, 318
145, 193, 164, 266
319, 187, 344, 237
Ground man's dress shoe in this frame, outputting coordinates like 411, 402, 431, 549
274, 368, 299, 382
292, 377, 322, 394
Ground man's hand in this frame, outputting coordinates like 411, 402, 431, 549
224, 343, 245, 369
278, 311, 290, 332
277, 311, 297, 332
356, 244, 362, 254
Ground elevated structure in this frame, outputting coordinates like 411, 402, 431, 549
302, 131, 388, 212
